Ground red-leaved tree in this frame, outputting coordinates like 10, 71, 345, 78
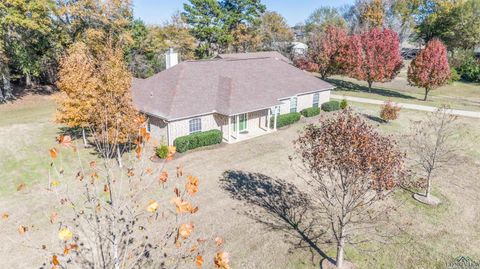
308, 26, 350, 79
292, 109, 405, 269
348, 28, 403, 91
407, 39, 450, 101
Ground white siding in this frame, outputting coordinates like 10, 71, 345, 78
278, 90, 331, 115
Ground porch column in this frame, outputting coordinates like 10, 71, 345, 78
267, 108, 271, 131
273, 108, 278, 131
227, 116, 232, 143
236, 114, 239, 137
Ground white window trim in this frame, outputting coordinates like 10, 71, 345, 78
290, 96, 298, 113
189, 118, 202, 134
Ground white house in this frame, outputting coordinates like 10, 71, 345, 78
132, 50, 333, 146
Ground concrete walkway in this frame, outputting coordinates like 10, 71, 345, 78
331, 94, 480, 119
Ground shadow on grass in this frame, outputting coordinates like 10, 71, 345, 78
326, 78, 416, 100
362, 113, 387, 124
220, 170, 332, 263
58, 126, 86, 140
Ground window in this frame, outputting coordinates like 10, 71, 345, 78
189, 118, 202, 134
313, 92, 320, 108
290, 96, 298, 113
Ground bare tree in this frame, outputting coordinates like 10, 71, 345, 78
292, 109, 405, 269
407, 106, 459, 206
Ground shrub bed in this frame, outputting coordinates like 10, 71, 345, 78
300, 107, 321, 117
174, 130, 223, 153
321, 100, 340, 112
270, 112, 301, 128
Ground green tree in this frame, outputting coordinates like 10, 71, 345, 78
183, 0, 266, 57
415, 0, 480, 50
183, 0, 226, 57
259, 11, 293, 52
305, 7, 346, 35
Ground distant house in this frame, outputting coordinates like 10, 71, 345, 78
291, 42, 308, 56
132, 50, 333, 146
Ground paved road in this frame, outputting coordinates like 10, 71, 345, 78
331, 94, 480, 119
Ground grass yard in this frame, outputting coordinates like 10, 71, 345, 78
0, 95, 479, 268
327, 60, 480, 112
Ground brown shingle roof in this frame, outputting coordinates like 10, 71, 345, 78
217, 51, 292, 64
132, 57, 333, 121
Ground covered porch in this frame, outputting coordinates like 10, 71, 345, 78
224, 107, 278, 144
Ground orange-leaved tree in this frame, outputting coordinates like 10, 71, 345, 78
56, 42, 98, 146
57, 38, 139, 167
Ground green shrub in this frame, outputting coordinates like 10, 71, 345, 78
340, 99, 348, 109
155, 145, 169, 159
321, 100, 340, 112
450, 49, 480, 82
448, 68, 461, 84
270, 112, 301, 128
300, 107, 320, 117
174, 130, 223, 153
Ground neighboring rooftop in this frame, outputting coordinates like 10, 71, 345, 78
132, 56, 333, 121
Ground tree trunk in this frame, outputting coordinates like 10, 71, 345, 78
82, 128, 88, 147
367, 81, 373, 92
116, 146, 123, 168
25, 73, 33, 88
336, 236, 346, 268
0, 84, 4, 102
2, 71, 14, 100
425, 173, 432, 198
423, 88, 429, 101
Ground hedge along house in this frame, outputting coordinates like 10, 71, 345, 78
132, 50, 334, 146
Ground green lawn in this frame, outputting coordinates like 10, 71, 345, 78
326, 61, 480, 112
0, 96, 91, 195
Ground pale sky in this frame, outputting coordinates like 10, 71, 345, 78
132, 0, 355, 26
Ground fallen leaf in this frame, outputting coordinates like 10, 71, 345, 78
195, 255, 204, 267
103, 184, 109, 193
49, 148, 58, 158
58, 228, 73, 241
171, 197, 196, 214
127, 168, 134, 177
146, 200, 159, 213
76, 171, 84, 181
64, 246, 69, 255
2, 213, 9, 220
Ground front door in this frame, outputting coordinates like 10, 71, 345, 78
239, 113, 247, 132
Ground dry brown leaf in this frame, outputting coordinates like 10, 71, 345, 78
214, 237, 224, 247
52, 255, 60, 266
2, 213, 9, 220
18, 226, 28, 234
214, 252, 230, 269
159, 171, 168, 184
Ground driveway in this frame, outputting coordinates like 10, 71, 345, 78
331, 94, 480, 118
